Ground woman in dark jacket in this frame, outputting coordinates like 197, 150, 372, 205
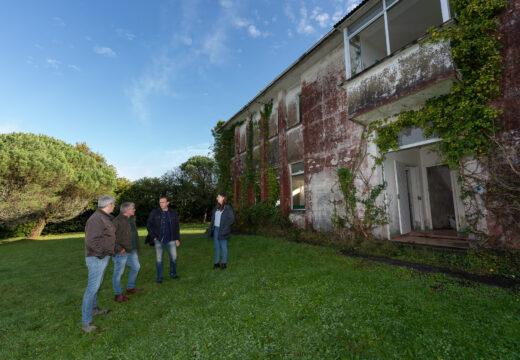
207, 193, 234, 270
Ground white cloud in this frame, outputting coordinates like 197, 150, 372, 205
46, 58, 60, 69
84, 36, 92, 41
53, 17, 65, 27
287, 29, 293, 38
115, 143, 211, 180
0, 122, 18, 134
180, 35, 193, 46
68, 64, 81, 71
201, 28, 228, 64
219, 0, 233, 8
93, 46, 117, 57
116, 28, 136, 40
297, 7, 314, 35
248, 25, 261, 38
310, 7, 331, 28
284, 4, 296, 22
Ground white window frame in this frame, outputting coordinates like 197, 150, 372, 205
343, 0, 451, 79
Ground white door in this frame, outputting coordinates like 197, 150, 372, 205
394, 160, 412, 234
407, 166, 424, 230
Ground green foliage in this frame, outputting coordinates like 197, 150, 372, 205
372, 0, 507, 167
114, 156, 217, 226
212, 120, 243, 201
0, 133, 116, 236
265, 167, 280, 206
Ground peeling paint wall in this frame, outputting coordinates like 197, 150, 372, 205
346, 41, 455, 119
301, 45, 365, 231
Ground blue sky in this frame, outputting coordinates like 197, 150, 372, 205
0, 0, 360, 180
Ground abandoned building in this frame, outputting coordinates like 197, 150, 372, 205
222, 0, 520, 248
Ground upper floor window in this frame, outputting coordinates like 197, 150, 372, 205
344, 0, 451, 79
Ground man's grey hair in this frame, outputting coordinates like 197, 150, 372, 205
98, 195, 116, 209
120, 202, 135, 214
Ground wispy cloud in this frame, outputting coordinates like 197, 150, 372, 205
0, 121, 19, 134
248, 24, 263, 38
68, 64, 81, 71
310, 7, 331, 28
297, 7, 314, 35
115, 143, 211, 180
46, 58, 60, 69
93, 46, 117, 57
116, 28, 136, 40
53, 17, 66, 27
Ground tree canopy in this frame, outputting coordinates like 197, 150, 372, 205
0, 133, 116, 237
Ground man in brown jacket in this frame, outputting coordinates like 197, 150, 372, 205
81, 195, 116, 333
112, 202, 143, 303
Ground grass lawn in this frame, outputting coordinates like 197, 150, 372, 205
0, 224, 519, 359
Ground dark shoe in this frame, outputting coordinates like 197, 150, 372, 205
125, 288, 144, 295
213, 263, 220, 269
82, 323, 98, 333
157, 280, 162, 284
221, 263, 227, 270
92, 307, 110, 316
114, 294, 130, 303
170, 275, 180, 280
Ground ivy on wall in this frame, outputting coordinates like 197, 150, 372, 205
364, 0, 511, 243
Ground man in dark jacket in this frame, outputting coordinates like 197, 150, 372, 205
146, 196, 181, 283
81, 195, 116, 333
112, 202, 143, 303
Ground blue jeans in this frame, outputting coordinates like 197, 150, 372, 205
112, 251, 140, 295
82, 256, 110, 325
154, 240, 177, 281
213, 227, 228, 264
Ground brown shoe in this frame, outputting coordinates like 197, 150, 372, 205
125, 288, 143, 295
114, 294, 130, 303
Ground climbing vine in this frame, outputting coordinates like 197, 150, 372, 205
365, 0, 512, 243
212, 119, 243, 200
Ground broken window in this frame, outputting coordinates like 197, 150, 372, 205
344, 0, 450, 78
290, 162, 305, 210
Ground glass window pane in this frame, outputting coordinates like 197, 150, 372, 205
291, 174, 305, 210
387, 0, 443, 53
291, 162, 304, 175
347, 2, 383, 35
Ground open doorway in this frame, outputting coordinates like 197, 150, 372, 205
426, 165, 456, 230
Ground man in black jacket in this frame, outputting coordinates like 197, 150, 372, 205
146, 196, 181, 283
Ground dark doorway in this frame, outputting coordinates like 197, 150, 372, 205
427, 165, 456, 230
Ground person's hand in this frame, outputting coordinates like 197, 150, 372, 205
175, 240, 180, 247
153, 237, 157, 241
120, 249, 126, 255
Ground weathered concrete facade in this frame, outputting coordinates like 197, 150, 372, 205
224, 0, 520, 247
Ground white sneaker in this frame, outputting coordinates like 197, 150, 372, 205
81, 323, 98, 333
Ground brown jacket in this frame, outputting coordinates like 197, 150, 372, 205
113, 214, 139, 253
84, 210, 116, 258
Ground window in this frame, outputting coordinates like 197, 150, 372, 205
387, 0, 443, 53
291, 162, 305, 210
344, 0, 450, 78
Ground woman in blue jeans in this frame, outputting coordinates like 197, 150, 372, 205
207, 193, 234, 270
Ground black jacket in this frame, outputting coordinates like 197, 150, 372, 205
146, 208, 180, 243
207, 204, 234, 240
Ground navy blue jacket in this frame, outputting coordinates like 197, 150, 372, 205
146, 208, 180, 243
207, 204, 234, 240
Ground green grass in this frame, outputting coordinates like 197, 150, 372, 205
0, 224, 519, 359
